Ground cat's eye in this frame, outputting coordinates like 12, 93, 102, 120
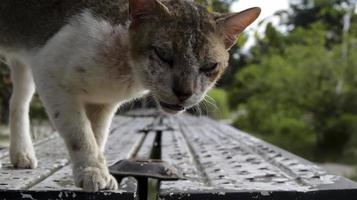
200, 63, 218, 74
153, 47, 173, 65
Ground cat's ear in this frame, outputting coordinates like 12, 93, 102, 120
129, 0, 171, 21
219, 7, 261, 49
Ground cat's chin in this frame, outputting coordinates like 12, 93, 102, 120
159, 101, 185, 115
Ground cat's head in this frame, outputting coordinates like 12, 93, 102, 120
128, 0, 260, 114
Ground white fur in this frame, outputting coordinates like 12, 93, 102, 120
9, 59, 37, 169
3, 11, 148, 191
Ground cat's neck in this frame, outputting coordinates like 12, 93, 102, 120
99, 21, 149, 99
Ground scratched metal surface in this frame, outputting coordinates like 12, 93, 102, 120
1, 110, 357, 200
158, 114, 357, 200
0, 115, 152, 200
30, 117, 153, 190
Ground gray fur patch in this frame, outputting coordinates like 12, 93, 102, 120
0, 0, 128, 50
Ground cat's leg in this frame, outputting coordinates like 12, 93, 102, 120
9, 59, 37, 169
39, 91, 118, 191
85, 104, 118, 152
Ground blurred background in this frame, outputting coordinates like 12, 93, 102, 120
0, 0, 357, 180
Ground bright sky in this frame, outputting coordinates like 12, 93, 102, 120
231, 0, 290, 30
231, 0, 290, 51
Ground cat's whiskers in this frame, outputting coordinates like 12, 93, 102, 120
203, 95, 222, 118
204, 95, 218, 111
199, 101, 209, 116
193, 104, 203, 117
144, 95, 157, 108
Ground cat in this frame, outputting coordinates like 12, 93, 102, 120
0, 0, 260, 191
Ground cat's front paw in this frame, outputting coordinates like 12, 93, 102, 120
74, 166, 118, 192
10, 150, 38, 169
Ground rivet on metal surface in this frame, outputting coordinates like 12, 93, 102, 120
109, 159, 185, 200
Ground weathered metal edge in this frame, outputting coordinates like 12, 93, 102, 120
0, 190, 135, 200
159, 189, 357, 200
202, 116, 357, 190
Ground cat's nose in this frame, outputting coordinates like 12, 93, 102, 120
173, 88, 193, 102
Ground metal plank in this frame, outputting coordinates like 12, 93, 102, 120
30, 117, 154, 191
109, 116, 134, 136
124, 109, 161, 118
135, 131, 157, 159
0, 134, 58, 160
0, 115, 135, 191
160, 129, 212, 194
159, 190, 357, 200
121, 128, 159, 193
0, 136, 68, 190
159, 115, 211, 195
108, 124, 159, 198
106, 117, 154, 165
159, 114, 357, 200
106, 117, 155, 194
178, 117, 308, 191
201, 116, 356, 190
197, 118, 354, 190
2, 111, 356, 200
0, 190, 134, 200
1, 126, 157, 200
0, 115, 131, 160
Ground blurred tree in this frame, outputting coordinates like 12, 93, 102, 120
290, 0, 356, 48
205, 88, 230, 119
231, 0, 357, 162
0, 60, 47, 125
0, 61, 11, 124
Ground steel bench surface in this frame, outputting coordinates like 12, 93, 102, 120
0, 109, 356, 200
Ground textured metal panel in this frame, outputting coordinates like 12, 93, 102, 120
0, 115, 153, 200
0, 190, 134, 200
124, 130, 158, 195
0, 116, 137, 190
160, 129, 212, 193
30, 117, 154, 191
203, 117, 355, 190
0, 134, 59, 161
106, 117, 154, 165
159, 189, 357, 200
27, 115, 143, 191
124, 109, 162, 118
135, 131, 157, 159
159, 114, 357, 199
1, 110, 357, 200
30, 165, 76, 190
0, 136, 68, 190
188, 122, 307, 190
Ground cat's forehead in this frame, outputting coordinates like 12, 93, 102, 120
162, 0, 217, 32
154, 30, 214, 64
155, 1, 219, 58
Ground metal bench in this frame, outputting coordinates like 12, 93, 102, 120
0, 109, 356, 200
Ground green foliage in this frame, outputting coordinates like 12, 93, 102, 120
0, 61, 11, 124
231, 0, 357, 162
29, 96, 48, 120
0, 61, 47, 124
206, 88, 230, 119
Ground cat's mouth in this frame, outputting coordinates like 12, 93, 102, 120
159, 101, 185, 113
